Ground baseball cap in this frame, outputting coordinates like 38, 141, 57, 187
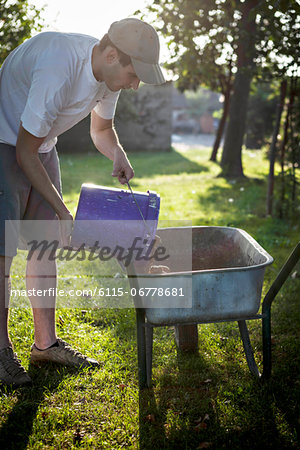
107, 18, 165, 85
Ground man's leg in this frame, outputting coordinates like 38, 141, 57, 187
0, 255, 32, 385
24, 149, 99, 368
26, 250, 57, 350
0, 143, 33, 384
0, 255, 12, 349
0, 144, 24, 350
23, 148, 60, 350
27, 247, 99, 369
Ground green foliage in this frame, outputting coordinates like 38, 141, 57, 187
139, 0, 299, 91
277, 76, 300, 219
0, 0, 44, 65
255, 0, 300, 80
137, 0, 236, 94
246, 81, 278, 148
138, 0, 300, 177
185, 88, 221, 118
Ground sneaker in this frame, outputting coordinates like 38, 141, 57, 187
0, 347, 32, 386
30, 338, 99, 369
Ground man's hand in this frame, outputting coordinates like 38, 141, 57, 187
57, 211, 74, 248
112, 147, 134, 184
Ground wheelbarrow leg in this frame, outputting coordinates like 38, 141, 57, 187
238, 320, 261, 379
145, 325, 153, 387
128, 263, 149, 389
136, 309, 147, 389
174, 324, 199, 353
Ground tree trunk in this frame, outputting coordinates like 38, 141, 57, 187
220, 70, 252, 177
210, 87, 231, 162
279, 80, 292, 218
220, 0, 258, 178
289, 76, 297, 207
266, 80, 287, 216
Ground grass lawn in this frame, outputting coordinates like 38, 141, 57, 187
0, 144, 299, 449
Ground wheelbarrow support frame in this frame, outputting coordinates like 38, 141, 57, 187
261, 241, 300, 381
131, 242, 300, 388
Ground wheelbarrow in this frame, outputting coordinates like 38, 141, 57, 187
127, 226, 300, 388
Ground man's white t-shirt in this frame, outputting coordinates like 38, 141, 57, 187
0, 32, 120, 152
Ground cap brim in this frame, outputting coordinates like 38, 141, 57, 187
131, 58, 165, 85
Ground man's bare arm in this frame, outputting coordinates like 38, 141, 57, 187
90, 111, 134, 184
16, 125, 72, 244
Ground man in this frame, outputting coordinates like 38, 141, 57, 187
0, 18, 165, 386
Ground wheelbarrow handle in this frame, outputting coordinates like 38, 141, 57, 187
261, 241, 300, 381
262, 241, 300, 312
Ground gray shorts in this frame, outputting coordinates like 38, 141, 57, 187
0, 143, 62, 256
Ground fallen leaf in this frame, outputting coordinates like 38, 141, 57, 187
200, 379, 212, 385
114, 272, 122, 279
144, 414, 155, 423
194, 413, 210, 431
149, 265, 171, 274
118, 384, 127, 390
73, 428, 84, 445
197, 442, 211, 449
57, 316, 64, 326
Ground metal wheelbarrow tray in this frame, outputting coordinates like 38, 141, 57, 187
139, 226, 273, 323
128, 226, 300, 388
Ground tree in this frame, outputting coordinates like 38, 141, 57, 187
253, 1, 300, 216
137, 0, 236, 161
245, 82, 278, 149
277, 76, 299, 219
220, 0, 258, 177
266, 79, 287, 215
0, 0, 43, 65
138, 0, 300, 177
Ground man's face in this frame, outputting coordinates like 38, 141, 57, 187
103, 50, 140, 91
